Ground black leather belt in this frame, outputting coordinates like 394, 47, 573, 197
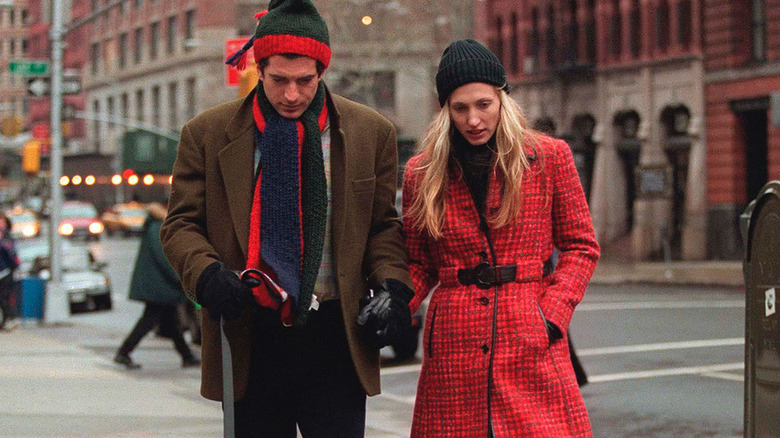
457, 262, 517, 289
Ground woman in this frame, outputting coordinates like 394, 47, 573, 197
403, 39, 600, 437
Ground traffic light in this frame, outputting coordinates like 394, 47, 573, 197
22, 140, 41, 174
238, 64, 258, 98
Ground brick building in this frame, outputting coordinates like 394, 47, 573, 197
0, 0, 33, 135
83, 0, 265, 158
476, 0, 707, 261
703, 0, 780, 259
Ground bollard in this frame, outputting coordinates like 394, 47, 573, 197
742, 181, 780, 438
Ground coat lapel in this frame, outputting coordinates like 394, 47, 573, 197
327, 91, 347, 278
218, 92, 256, 258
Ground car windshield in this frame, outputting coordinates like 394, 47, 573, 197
62, 204, 98, 218
16, 242, 48, 263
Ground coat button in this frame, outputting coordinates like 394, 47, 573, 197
479, 296, 489, 306
481, 344, 489, 354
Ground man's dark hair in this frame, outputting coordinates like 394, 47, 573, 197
258, 53, 326, 76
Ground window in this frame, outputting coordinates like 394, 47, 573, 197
493, 16, 504, 66
510, 12, 519, 73
167, 16, 177, 55
168, 82, 178, 129
609, 0, 622, 58
21, 38, 27, 56
9, 9, 14, 26
152, 85, 160, 126
630, 0, 641, 58
567, 0, 579, 63
186, 78, 196, 121
751, 0, 766, 61
107, 96, 115, 128
586, 0, 596, 62
150, 22, 160, 60
134, 0, 143, 9
92, 0, 99, 11
119, 33, 127, 68
546, 6, 556, 66
529, 8, 540, 65
185, 10, 196, 40
677, 0, 691, 49
91, 43, 100, 74
121, 93, 129, 123
134, 27, 143, 64
656, 0, 670, 52
9, 39, 15, 56
21, 9, 28, 24
92, 100, 101, 151
135, 89, 144, 122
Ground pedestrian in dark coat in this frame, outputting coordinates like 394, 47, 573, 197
0, 213, 19, 330
114, 202, 200, 369
403, 39, 600, 437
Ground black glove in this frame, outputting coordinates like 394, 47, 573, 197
356, 278, 414, 349
196, 261, 254, 321
545, 320, 563, 344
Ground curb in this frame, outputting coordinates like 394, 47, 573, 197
590, 261, 744, 287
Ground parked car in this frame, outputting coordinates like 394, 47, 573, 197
101, 202, 148, 237
58, 201, 104, 241
20, 239, 112, 315
5, 206, 40, 239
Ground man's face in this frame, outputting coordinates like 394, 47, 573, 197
259, 55, 323, 119
448, 82, 501, 146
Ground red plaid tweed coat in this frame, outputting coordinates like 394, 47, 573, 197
402, 134, 600, 437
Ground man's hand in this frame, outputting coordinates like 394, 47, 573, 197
356, 279, 414, 349
196, 261, 254, 321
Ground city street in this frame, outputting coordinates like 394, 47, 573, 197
1, 236, 746, 437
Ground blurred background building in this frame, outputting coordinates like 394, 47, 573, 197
1, 0, 779, 261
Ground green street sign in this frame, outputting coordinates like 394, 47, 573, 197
9, 60, 50, 76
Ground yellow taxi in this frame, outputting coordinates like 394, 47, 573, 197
5, 206, 40, 239
101, 201, 148, 237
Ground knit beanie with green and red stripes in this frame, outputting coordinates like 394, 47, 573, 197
226, 0, 331, 70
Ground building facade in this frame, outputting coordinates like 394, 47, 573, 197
319, 0, 475, 142
0, 0, 33, 137
476, 0, 707, 261
83, 0, 265, 158
703, 0, 780, 259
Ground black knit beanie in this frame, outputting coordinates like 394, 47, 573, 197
435, 39, 507, 107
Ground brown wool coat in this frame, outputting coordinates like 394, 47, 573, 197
160, 89, 411, 401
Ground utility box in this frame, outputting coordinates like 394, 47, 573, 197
742, 181, 780, 438
20, 277, 46, 320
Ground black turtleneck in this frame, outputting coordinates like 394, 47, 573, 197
452, 130, 495, 215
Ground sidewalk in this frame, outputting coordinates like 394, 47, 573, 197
0, 323, 222, 437
591, 260, 744, 287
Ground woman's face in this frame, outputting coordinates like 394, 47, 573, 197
448, 82, 501, 146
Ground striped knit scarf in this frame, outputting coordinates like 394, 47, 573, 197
246, 83, 328, 326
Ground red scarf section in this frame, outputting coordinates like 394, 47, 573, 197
246, 97, 328, 325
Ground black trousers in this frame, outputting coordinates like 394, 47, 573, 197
235, 301, 366, 438
0, 275, 17, 321
118, 302, 193, 359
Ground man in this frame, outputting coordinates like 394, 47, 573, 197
160, 0, 413, 436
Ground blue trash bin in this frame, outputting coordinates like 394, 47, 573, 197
21, 277, 46, 319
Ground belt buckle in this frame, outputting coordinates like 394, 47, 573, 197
473, 262, 493, 289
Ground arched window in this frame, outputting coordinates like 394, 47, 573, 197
494, 16, 504, 66
586, 0, 596, 62
530, 7, 540, 61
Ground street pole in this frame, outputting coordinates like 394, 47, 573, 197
43, 0, 68, 323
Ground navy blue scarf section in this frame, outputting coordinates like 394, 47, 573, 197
252, 83, 328, 325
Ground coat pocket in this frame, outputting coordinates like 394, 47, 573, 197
425, 303, 437, 358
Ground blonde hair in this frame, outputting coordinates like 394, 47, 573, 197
407, 88, 539, 239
